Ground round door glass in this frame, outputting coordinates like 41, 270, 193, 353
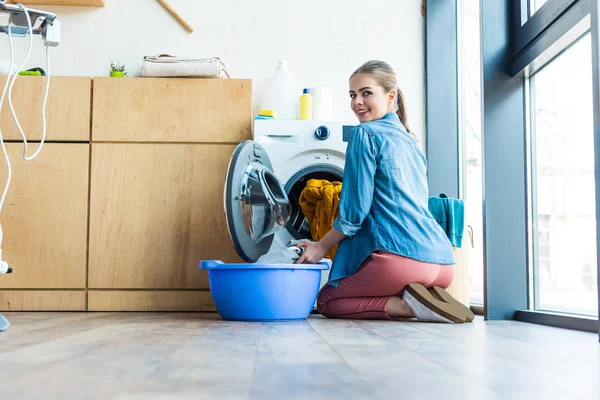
284, 165, 343, 240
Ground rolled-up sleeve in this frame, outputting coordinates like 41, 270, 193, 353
333, 126, 377, 237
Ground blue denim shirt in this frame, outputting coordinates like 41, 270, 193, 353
330, 112, 455, 287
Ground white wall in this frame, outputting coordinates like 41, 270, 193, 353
0, 0, 426, 144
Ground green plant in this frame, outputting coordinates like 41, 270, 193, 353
110, 60, 127, 76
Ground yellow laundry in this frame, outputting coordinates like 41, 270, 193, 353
299, 179, 342, 259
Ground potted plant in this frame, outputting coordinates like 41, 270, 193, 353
110, 60, 127, 78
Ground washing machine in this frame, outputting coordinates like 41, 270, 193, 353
253, 120, 350, 246
222, 119, 353, 292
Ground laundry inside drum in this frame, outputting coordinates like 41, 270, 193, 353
285, 167, 343, 241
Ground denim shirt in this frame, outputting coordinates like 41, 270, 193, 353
330, 112, 455, 287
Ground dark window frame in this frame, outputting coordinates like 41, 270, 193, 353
427, 0, 600, 338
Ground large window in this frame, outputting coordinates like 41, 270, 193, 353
531, 0, 550, 16
430, 0, 600, 333
528, 33, 598, 317
459, 0, 484, 305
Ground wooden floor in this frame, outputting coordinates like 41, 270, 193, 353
0, 312, 598, 400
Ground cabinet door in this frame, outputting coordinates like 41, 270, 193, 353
92, 78, 252, 143
0, 144, 89, 288
0, 76, 91, 141
88, 143, 243, 289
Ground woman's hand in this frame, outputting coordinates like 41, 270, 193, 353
295, 241, 328, 264
292, 227, 347, 264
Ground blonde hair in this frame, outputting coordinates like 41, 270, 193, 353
350, 60, 414, 136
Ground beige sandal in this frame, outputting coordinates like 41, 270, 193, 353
427, 286, 475, 322
403, 283, 466, 323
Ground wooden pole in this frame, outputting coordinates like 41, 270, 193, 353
156, 0, 194, 33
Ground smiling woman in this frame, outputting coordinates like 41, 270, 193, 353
294, 60, 473, 323
348, 60, 415, 137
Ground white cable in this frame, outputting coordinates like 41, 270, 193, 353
7, 5, 49, 161
0, 4, 51, 251
0, 14, 17, 248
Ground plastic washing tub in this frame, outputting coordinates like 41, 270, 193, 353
199, 260, 330, 321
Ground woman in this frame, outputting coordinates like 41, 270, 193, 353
294, 60, 473, 323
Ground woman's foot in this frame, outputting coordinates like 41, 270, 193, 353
385, 296, 415, 318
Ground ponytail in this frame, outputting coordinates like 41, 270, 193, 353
395, 87, 414, 136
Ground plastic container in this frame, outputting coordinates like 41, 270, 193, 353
261, 61, 301, 120
0, 313, 9, 331
200, 260, 329, 321
309, 86, 333, 120
299, 88, 312, 120
18, 71, 42, 76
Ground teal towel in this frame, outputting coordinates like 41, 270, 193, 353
428, 193, 465, 248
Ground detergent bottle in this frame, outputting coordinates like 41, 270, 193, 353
261, 60, 301, 120
299, 88, 312, 120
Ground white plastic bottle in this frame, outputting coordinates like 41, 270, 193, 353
261, 61, 301, 120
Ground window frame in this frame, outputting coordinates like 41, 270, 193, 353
589, 0, 600, 339
427, 0, 600, 337
512, 0, 591, 77
425, 0, 460, 199
512, 0, 599, 335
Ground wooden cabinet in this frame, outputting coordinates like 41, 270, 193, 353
0, 76, 251, 311
92, 78, 252, 143
87, 291, 216, 312
88, 77, 251, 309
88, 143, 243, 290
0, 144, 89, 290
0, 291, 85, 311
0, 76, 91, 142
0, 76, 90, 311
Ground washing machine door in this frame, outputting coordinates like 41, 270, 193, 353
224, 140, 291, 262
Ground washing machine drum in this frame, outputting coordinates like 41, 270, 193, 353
224, 140, 291, 262
284, 165, 344, 240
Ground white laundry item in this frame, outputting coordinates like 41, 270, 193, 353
256, 236, 304, 264
286, 238, 332, 267
140, 54, 230, 78
255, 247, 302, 264
286, 239, 312, 247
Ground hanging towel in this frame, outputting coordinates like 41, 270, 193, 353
141, 54, 230, 78
299, 179, 342, 259
428, 193, 465, 248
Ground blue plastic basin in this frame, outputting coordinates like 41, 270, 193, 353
199, 260, 330, 321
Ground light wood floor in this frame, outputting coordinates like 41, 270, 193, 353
0, 312, 598, 400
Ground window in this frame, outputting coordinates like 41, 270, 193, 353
531, 0, 550, 16
459, 0, 484, 305
528, 33, 598, 317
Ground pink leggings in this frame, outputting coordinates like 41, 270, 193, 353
317, 251, 455, 320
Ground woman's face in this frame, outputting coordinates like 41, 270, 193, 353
349, 73, 395, 123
